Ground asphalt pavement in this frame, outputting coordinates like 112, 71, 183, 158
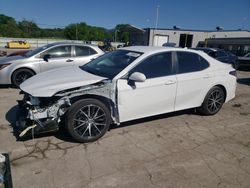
0, 70, 250, 188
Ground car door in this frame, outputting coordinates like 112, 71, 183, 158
117, 52, 177, 122
72, 45, 101, 66
174, 51, 211, 111
39, 45, 74, 72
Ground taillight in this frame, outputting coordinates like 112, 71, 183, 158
229, 70, 237, 77
0, 63, 11, 70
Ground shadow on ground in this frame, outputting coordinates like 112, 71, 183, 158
5, 104, 196, 143
237, 78, 250, 86
238, 67, 250, 71
0, 84, 15, 89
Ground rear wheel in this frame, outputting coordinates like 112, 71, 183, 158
12, 68, 35, 87
198, 86, 225, 115
65, 99, 111, 143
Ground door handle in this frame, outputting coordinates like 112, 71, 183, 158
66, 59, 74, 62
164, 80, 176, 85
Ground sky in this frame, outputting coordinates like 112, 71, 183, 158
0, 0, 249, 30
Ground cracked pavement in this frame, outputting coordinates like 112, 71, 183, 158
0, 70, 250, 188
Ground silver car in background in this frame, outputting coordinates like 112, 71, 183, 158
0, 42, 104, 87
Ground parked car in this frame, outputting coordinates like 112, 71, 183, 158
0, 42, 104, 87
6, 41, 30, 49
192, 47, 238, 69
17, 46, 237, 142
237, 52, 250, 69
7, 50, 30, 57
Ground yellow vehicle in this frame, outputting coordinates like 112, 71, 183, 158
6, 41, 31, 49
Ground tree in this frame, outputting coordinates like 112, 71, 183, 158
0, 14, 120, 41
18, 19, 40, 38
115, 24, 130, 42
0, 14, 23, 37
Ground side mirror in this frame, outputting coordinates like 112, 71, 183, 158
43, 54, 51, 62
129, 72, 146, 82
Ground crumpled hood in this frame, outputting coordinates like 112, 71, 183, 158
20, 66, 107, 97
0, 55, 25, 64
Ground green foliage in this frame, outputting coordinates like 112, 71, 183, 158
0, 14, 127, 42
64, 22, 112, 41
115, 24, 130, 42
0, 14, 23, 37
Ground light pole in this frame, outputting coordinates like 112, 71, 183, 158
155, 5, 160, 29
115, 29, 119, 42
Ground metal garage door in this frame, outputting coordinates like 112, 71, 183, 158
153, 35, 169, 46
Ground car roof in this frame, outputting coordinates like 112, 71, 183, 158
121, 46, 202, 55
46, 42, 98, 47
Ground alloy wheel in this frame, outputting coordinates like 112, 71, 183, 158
73, 104, 107, 139
207, 89, 224, 113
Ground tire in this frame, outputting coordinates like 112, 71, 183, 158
65, 99, 111, 143
198, 86, 225, 115
12, 68, 35, 87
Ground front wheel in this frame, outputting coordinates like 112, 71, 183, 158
65, 99, 111, 143
12, 68, 35, 87
198, 86, 225, 115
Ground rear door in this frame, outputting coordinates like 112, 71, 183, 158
39, 45, 74, 72
174, 51, 211, 111
72, 45, 101, 66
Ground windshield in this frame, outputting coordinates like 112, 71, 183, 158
80, 50, 143, 79
24, 43, 55, 57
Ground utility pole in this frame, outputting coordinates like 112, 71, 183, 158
153, 5, 160, 46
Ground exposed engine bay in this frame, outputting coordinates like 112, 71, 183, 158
16, 80, 119, 137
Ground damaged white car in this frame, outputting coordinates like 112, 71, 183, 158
17, 46, 237, 142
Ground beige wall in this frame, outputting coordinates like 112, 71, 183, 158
148, 29, 250, 47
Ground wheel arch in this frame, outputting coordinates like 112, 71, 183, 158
11, 67, 37, 84
69, 94, 119, 124
200, 83, 228, 106
213, 84, 227, 102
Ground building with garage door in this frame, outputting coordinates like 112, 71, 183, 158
126, 26, 250, 55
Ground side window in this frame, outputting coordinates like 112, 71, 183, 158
42, 45, 71, 58
75, 46, 97, 56
131, 52, 172, 79
177, 52, 208, 73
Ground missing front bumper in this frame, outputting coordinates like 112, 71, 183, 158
16, 103, 59, 137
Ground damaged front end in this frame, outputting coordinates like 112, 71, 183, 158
16, 94, 71, 137
16, 80, 119, 137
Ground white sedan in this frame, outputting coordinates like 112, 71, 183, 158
17, 46, 237, 142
